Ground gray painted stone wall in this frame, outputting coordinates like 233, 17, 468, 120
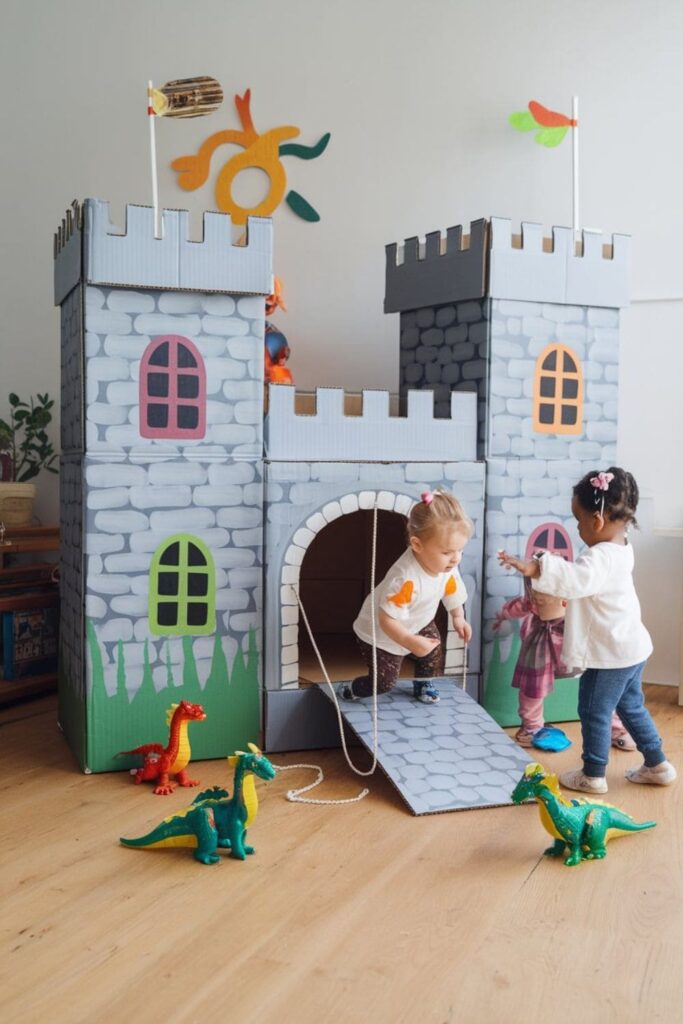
60, 284, 83, 455
399, 299, 489, 457
83, 285, 264, 459
59, 456, 84, 697
83, 455, 263, 696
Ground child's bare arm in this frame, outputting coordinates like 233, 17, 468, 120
378, 610, 439, 658
450, 606, 472, 643
498, 549, 540, 577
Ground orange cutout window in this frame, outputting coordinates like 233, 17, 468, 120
533, 344, 583, 435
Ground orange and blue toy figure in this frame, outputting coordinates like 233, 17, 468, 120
117, 700, 206, 795
264, 276, 293, 385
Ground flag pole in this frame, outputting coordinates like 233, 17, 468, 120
148, 80, 161, 239
572, 95, 579, 240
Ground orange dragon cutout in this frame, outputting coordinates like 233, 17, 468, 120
170, 89, 331, 224
444, 575, 457, 597
387, 580, 414, 607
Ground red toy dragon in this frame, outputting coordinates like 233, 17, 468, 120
118, 700, 206, 795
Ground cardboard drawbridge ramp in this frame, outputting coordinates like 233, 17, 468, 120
324, 679, 532, 815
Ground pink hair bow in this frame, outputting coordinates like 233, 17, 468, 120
590, 471, 614, 491
421, 491, 434, 505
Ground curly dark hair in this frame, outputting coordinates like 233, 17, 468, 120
572, 466, 639, 526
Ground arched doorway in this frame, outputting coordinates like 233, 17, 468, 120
296, 509, 451, 685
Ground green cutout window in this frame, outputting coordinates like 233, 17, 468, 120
149, 534, 216, 636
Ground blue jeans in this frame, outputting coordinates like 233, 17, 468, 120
579, 662, 665, 778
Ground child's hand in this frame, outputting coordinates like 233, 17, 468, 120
498, 549, 540, 578
409, 634, 440, 658
453, 619, 472, 643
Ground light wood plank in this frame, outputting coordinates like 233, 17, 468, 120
0, 687, 681, 1023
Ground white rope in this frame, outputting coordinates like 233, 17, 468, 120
275, 763, 369, 805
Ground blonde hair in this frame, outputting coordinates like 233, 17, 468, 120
407, 489, 473, 541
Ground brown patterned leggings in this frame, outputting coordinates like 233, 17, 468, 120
350, 621, 444, 698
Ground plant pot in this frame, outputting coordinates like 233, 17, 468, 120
0, 482, 36, 526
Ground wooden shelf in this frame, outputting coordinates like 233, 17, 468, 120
0, 672, 58, 706
0, 525, 60, 705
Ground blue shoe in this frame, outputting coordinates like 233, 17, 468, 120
532, 726, 571, 752
339, 684, 359, 702
413, 680, 440, 704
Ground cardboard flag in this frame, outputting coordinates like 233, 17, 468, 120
509, 100, 577, 148
149, 77, 223, 119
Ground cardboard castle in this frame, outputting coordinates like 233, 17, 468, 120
53, 199, 629, 785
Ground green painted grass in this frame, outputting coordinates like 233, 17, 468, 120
74, 622, 261, 773
482, 626, 579, 728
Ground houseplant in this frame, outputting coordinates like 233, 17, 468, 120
0, 393, 58, 525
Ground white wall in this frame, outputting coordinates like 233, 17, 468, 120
1, 0, 681, 682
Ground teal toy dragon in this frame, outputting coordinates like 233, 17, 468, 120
120, 743, 276, 864
512, 762, 656, 867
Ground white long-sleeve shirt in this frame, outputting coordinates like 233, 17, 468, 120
353, 548, 467, 656
532, 541, 652, 672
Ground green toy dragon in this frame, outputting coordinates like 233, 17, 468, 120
512, 762, 656, 867
120, 743, 276, 864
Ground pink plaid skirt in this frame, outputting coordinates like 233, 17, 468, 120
511, 614, 568, 699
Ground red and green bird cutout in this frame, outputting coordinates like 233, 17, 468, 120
509, 100, 577, 148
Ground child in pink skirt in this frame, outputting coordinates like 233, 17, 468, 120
494, 580, 635, 750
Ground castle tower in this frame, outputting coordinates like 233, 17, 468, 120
54, 199, 272, 771
385, 217, 630, 722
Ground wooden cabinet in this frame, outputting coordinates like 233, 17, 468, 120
0, 525, 59, 705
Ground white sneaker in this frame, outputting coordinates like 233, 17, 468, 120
625, 761, 677, 786
559, 768, 608, 794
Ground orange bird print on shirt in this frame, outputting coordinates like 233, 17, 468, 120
444, 575, 457, 597
387, 581, 414, 607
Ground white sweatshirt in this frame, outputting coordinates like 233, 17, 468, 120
532, 541, 653, 672
353, 548, 467, 656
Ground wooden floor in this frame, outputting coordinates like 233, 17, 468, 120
1, 686, 682, 1024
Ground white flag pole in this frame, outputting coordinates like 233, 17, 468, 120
572, 95, 579, 240
148, 80, 161, 239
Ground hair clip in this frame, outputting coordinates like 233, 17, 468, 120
590, 471, 614, 491
421, 491, 434, 505
590, 471, 614, 516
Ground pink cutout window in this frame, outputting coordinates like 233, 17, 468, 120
140, 335, 206, 439
525, 523, 573, 562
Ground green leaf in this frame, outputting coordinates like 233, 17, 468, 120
285, 190, 320, 222
509, 111, 537, 132
9, 393, 19, 406
280, 132, 331, 160
534, 126, 569, 148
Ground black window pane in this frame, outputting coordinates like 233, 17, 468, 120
554, 532, 568, 549
160, 542, 180, 565
158, 572, 179, 595
147, 372, 169, 398
149, 342, 169, 366
188, 572, 208, 596
178, 374, 199, 399
147, 404, 168, 428
538, 404, 555, 425
178, 344, 197, 368
563, 351, 577, 373
157, 602, 178, 626
536, 530, 548, 549
177, 405, 199, 430
187, 603, 208, 626
187, 543, 206, 567
542, 350, 557, 371
539, 377, 555, 398
561, 405, 578, 425
562, 378, 579, 399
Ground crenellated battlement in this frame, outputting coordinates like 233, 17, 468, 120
385, 216, 630, 314
53, 198, 273, 305
264, 385, 477, 462
489, 217, 630, 308
384, 219, 488, 313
